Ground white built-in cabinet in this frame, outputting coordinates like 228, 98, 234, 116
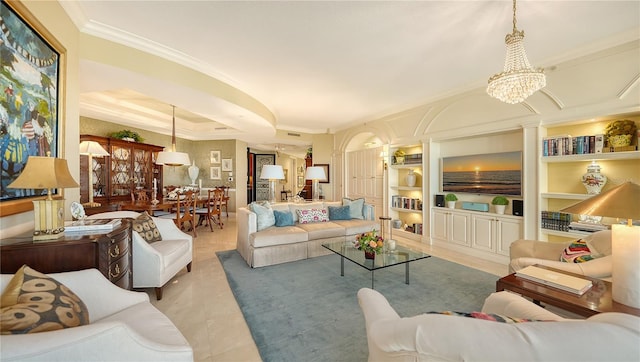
471, 213, 523, 256
347, 147, 384, 219
432, 207, 522, 263
432, 208, 470, 246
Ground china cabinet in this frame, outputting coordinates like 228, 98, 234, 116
80, 135, 164, 205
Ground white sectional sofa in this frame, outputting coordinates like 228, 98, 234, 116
358, 288, 640, 361
237, 200, 378, 267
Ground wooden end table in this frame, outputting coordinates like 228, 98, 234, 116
497, 265, 640, 317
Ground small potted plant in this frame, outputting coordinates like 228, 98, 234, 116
445, 193, 457, 209
110, 129, 144, 142
394, 149, 406, 165
491, 196, 509, 214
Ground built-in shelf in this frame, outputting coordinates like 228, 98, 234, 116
541, 150, 639, 163
390, 164, 422, 169
541, 229, 594, 238
540, 192, 592, 200
392, 228, 422, 241
390, 186, 421, 191
391, 207, 422, 213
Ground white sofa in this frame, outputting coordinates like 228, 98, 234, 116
0, 269, 193, 361
88, 211, 193, 300
358, 288, 640, 361
509, 229, 612, 280
237, 201, 377, 267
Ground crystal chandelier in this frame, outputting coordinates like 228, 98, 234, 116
487, 0, 546, 104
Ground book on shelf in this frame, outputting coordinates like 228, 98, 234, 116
515, 265, 592, 295
65, 219, 121, 233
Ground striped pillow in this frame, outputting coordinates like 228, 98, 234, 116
560, 239, 595, 263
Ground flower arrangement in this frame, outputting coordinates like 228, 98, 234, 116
167, 186, 199, 200
491, 196, 509, 205
354, 229, 384, 255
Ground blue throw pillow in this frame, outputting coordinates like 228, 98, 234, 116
249, 202, 275, 231
328, 205, 351, 220
342, 198, 365, 219
273, 210, 294, 227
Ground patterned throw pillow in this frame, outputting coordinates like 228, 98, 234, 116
328, 205, 351, 220
560, 239, 595, 263
273, 210, 294, 227
250, 201, 276, 231
296, 208, 329, 224
342, 198, 365, 219
426, 311, 541, 323
1, 265, 90, 334
132, 211, 162, 243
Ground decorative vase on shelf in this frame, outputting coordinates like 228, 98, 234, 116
405, 169, 416, 187
581, 161, 607, 195
364, 250, 376, 260
188, 161, 199, 186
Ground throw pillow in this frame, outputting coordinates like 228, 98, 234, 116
560, 239, 595, 263
426, 311, 541, 323
342, 198, 365, 219
296, 208, 329, 224
250, 201, 276, 231
1, 265, 90, 334
273, 210, 294, 227
585, 230, 612, 257
132, 211, 162, 243
328, 205, 351, 220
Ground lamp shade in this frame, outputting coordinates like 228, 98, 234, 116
156, 151, 190, 166
8, 156, 79, 191
560, 181, 640, 220
260, 165, 285, 180
305, 166, 326, 181
78, 141, 110, 157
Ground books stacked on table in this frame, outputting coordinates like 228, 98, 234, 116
65, 219, 121, 234
516, 265, 593, 295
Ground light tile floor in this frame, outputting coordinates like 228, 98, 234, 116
148, 215, 509, 361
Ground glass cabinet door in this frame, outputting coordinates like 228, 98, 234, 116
111, 145, 131, 197
132, 149, 151, 190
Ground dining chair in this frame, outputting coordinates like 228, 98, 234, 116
195, 189, 224, 231
215, 186, 229, 217
159, 190, 197, 237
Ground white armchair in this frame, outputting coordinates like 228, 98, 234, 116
509, 230, 612, 280
0, 269, 193, 361
88, 211, 193, 300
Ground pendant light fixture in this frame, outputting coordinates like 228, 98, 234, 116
156, 105, 190, 167
487, 0, 546, 104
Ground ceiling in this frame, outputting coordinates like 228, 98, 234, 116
62, 1, 640, 157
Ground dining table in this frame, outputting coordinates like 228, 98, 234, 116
119, 200, 176, 215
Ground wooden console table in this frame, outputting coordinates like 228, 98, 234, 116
497, 265, 640, 317
1, 220, 133, 290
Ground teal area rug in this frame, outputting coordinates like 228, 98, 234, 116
217, 250, 498, 362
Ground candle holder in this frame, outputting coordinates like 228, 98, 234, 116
151, 187, 159, 205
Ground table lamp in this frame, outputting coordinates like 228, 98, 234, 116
561, 181, 640, 308
8, 155, 79, 241
260, 165, 285, 204
305, 166, 326, 202
79, 140, 110, 207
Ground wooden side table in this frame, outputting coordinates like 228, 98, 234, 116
497, 265, 640, 317
1, 220, 133, 289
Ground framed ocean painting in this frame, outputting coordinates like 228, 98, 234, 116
441, 151, 522, 196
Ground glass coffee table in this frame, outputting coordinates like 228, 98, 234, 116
322, 241, 431, 289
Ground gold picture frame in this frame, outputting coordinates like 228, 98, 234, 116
0, 1, 67, 217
